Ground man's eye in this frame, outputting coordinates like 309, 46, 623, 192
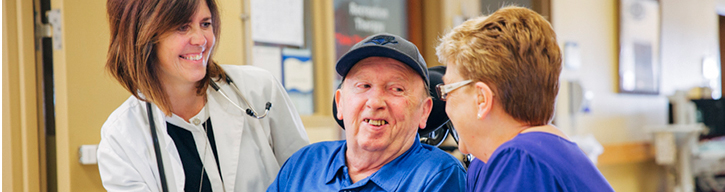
393, 87, 404, 92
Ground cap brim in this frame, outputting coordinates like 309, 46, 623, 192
336, 45, 428, 85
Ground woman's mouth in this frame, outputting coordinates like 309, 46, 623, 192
180, 53, 203, 61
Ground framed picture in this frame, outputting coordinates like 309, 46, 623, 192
618, 0, 661, 94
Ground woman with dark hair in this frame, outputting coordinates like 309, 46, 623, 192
98, 0, 309, 191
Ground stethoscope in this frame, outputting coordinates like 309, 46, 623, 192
146, 74, 272, 192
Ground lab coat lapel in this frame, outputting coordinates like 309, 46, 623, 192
208, 84, 244, 191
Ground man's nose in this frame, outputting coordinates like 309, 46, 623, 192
365, 88, 387, 110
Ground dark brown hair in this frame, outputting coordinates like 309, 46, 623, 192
106, 0, 227, 115
436, 6, 562, 126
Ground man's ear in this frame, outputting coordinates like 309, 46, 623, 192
474, 82, 495, 119
419, 97, 433, 129
335, 89, 343, 120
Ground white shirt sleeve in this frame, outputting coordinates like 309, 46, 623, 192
264, 69, 310, 165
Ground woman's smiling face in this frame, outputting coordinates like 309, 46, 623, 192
155, 0, 215, 86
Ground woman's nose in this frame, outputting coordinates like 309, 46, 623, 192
190, 28, 207, 47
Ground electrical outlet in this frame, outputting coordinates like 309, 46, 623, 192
78, 145, 98, 165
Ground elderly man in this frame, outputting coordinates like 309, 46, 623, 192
267, 33, 465, 191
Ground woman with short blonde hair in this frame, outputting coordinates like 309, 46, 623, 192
436, 6, 613, 191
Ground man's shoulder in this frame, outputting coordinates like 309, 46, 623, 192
277, 140, 346, 181
415, 144, 465, 168
379, 143, 465, 192
288, 140, 346, 161
411, 144, 463, 171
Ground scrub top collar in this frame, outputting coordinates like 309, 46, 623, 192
324, 135, 423, 192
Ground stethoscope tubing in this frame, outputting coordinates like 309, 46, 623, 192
209, 76, 271, 119
146, 102, 169, 192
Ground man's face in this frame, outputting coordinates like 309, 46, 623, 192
336, 57, 432, 153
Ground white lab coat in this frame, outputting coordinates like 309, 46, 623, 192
97, 65, 310, 192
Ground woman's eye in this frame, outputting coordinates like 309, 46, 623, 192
178, 25, 190, 32
202, 22, 212, 28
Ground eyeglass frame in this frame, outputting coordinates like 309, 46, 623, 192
435, 80, 473, 101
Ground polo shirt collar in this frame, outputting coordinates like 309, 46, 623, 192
325, 142, 348, 184
324, 135, 423, 191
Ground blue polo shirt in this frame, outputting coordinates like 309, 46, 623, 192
267, 136, 466, 192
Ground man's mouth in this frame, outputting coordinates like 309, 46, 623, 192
364, 119, 388, 126
181, 53, 203, 61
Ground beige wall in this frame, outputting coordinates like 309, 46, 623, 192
4, 0, 22, 190
51, 0, 122, 190
598, 162, 664, 192
661, 0, 718, 95
552, 0, 718, 191
4, 0, 42, 191
216, 0, 246, 65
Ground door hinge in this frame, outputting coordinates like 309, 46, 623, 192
46, 9, 62, 50
38, 23, 52, 38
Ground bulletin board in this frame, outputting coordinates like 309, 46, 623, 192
249, 0, 315, 115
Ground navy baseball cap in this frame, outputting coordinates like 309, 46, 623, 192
335, 33, 429, 87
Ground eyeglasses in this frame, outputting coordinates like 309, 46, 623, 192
435, 80, 473, 101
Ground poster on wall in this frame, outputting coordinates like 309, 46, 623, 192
618, 0, 660, 94
333, 0, 407, 59
252, 45, 283, 82
282, 48, 314, 115
333, 0, 407, 87
251, 0, 304, 47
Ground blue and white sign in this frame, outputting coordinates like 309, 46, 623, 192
282, 48, 314, 115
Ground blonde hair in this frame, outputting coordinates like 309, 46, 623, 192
106, 0, 227, 115
436, 6, 562, 126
